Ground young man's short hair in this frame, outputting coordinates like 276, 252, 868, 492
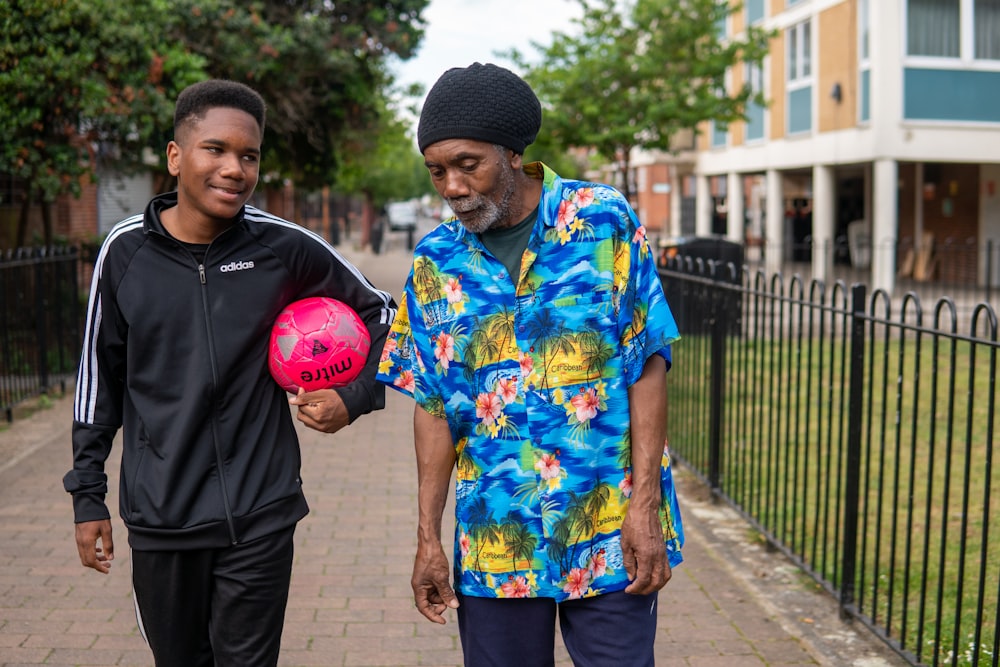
174, 79, 267, 135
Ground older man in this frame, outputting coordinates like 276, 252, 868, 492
377, 63, 683, 667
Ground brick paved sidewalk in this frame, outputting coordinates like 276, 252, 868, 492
0, 243, 908, 667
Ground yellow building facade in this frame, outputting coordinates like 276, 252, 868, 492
685, 0, 1000, 293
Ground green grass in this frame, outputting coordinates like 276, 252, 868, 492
669, 329, 1000, 666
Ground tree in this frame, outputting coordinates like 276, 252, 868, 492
516, 0, 772, 202
0, 0, 203, 246
1, 0, 430, 248
160, 0, 429, 190
523, 129, 593, 181
333, 86, 433, 247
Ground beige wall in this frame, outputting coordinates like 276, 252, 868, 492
729, 0, 745, 35
731, 64, 746, 146
697, 121, 712, 151
817, 1, 858, 132
769, 30, 786, 141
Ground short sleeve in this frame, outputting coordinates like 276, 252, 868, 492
376, 277, 441, 411
619, 208, 680, 385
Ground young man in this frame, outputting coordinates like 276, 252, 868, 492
64, 79, 396, 666
377, 63, 684, 666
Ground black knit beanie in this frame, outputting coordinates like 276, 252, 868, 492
417, 63, 542, 154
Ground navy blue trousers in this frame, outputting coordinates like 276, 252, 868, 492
456, 590, 659, 667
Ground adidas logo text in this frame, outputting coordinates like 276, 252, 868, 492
220, 260, 255, 273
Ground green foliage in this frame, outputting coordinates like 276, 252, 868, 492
515, 0, 773, 199
0, 0, 431, 208
673, 329, 1000, 666
158, 0, 429, 190
334, 91, 433, 206
523, 134, 591, 181
0, 0, 203, 205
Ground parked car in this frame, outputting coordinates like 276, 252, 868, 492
385, 200, 419, 231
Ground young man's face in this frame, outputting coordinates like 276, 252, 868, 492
423, 139, 519, 233
166, 106, 262, 226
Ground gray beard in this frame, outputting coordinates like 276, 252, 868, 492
450, 164, 517, 234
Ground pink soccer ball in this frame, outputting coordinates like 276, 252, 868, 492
268, 297, 371, 393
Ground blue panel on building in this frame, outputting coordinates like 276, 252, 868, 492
904, 68, 1000, 122
746, 102, 765, 140
788, 87, 812, 134
712, 121, 727, 147
860, 69, 870, 122
747, 0, 765, 24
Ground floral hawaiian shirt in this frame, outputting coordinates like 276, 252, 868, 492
377, 162, 683, 601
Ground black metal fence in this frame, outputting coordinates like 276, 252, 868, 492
0, 246, 81, 421
662, 255, 999, 667
732, 235, 1000, 318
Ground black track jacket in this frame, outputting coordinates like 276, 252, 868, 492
64, 193, 397, 550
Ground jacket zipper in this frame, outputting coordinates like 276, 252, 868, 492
199, 256, 239, 545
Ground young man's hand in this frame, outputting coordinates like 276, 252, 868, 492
290, 387, 350, 433
74, 519, 114, 574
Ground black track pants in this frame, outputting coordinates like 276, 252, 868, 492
130, 525, 296, 667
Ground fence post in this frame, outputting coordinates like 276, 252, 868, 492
708, 273, 726, 492
66, 247, 80, 393
34, 252, 50, 392
840, 282, 866, 616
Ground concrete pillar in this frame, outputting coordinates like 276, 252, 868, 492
765, 169, 784, 276
812, 164, 835, 284
872, 159, 898, 294
696, 174, 712, 237
727, 172, 745, 243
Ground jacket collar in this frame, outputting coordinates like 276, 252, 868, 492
143, 191, 246, 238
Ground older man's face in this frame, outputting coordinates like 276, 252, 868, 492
423, 139, 520, 233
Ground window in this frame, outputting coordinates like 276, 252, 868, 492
976, 0, 1000, 59
787, 20, 813, 134
715, 1, 727, 38
859, 0, 870, 61
747, 0, 765, 24
788, 21, 812, 81
907, 0, 959, 56
746, 62, 765, 140
907, 0, 1000, 61
712, 70, 731, 147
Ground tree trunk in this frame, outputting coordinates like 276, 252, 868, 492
16, 191, 30, 248
41, 200, 53, 246
618, 151, 633, 204
361, 191, 375, 249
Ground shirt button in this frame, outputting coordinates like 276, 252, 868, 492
518, 325, 525, 332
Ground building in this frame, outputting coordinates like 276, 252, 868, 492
690, 0, 1000, 294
